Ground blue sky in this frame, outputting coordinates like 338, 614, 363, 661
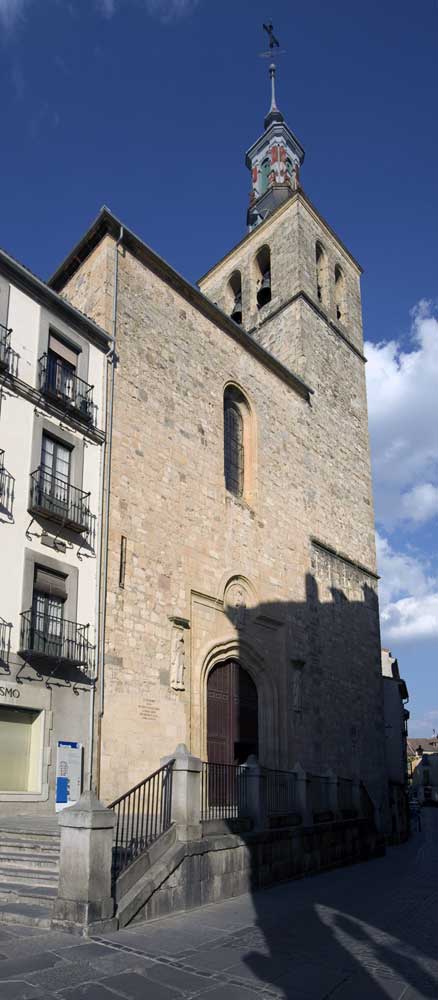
1, 0, 437, 733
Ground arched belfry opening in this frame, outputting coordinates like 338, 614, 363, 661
207, 660, 258, 765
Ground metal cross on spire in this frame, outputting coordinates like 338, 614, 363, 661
262, 21, 280, 51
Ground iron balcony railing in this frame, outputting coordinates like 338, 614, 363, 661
0, 617, 12, 666
19, 610, 95, 674
109, 760, 174, 881
29, 467, 92, 535
0, 450, 14, 518
201, 761, 248, 821
38, 354, 97, 426
0, 323, 11, 371
0, 323, 18, 376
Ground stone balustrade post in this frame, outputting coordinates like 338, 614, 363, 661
241, 755, 266, 830
324, 768, 339, 815
161, 743, 202, 842
292, 762, 312, 826
52, 790, 116, 936
352, 779, 361, 814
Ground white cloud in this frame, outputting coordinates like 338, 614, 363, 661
400, 483, 438, 524
95, 0, 116, 16
365, 301, 438, 531
381, 594, 438, 642
376, 532, 438, 642
0, 0, 31, 29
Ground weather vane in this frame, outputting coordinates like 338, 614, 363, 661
260, 22, 285, 59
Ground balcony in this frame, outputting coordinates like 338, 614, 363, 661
38, 354, 97, 426
0, 323, 18, 376
29, 468, 93, 536
29, 465, 94, 535
0, 617, 12, 667
19, 610, 95, 674
0, 450, 14, 519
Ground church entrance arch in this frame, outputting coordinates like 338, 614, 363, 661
206, 659, 258, 764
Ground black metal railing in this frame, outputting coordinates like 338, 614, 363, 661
308, 773, 331, 818
19, 610, 95, 674
0, 323, 18, 376
0, 450, 14, 518
0, 323, 11, 371
29, 468, 92, 535
262, 767, 297, 816
201, 761, 248, 821
0, 617, 12, 667
38, 354, 97, 426
109, 760, 174, 880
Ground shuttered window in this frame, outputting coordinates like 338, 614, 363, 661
48, 333, 78, 369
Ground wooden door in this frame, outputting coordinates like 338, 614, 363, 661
207, 660, 258, 764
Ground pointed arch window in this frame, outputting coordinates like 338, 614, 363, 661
224, 394, 244, 497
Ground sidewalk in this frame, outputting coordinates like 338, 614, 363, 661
0, 810, 437, 999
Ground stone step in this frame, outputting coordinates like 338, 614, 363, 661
0, 866, 58, 886
0, 851, 59, 870
0, 881, 57, 905
0, 901, 53, 928
0, 839, 60, 856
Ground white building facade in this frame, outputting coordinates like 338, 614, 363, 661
0, 250, 110, 814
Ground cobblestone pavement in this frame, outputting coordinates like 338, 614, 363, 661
0, 810, 437, 999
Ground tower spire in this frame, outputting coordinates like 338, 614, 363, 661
244, 23, 305, 231
264, 61, 284, 129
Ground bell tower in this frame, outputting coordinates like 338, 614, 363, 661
246, 59, 305, 231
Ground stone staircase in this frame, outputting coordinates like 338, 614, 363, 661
0, 823, 60, 928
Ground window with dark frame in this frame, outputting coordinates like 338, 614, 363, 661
31, 566, 67, 656
47, 333, 79, 402
40, 433, 72, 517
224, 397, 244, 497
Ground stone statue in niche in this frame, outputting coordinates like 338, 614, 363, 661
231, 586, 246, 629
170, 629, 185, 691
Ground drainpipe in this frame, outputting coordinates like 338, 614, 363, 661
88, 225, 123, 795
85, 348, 111, 792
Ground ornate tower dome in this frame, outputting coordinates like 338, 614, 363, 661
245, 59, 305, 231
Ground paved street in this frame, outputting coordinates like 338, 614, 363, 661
0, 810, 437, 1000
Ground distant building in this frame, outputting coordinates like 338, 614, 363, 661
381, 648, 409, 841
408, 736, 438, 805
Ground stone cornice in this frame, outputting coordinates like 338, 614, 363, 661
311, 537, 379, 580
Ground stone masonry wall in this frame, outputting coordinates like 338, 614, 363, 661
59, 199, 385, 816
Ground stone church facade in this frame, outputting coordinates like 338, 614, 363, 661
49, 66, 387, 817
